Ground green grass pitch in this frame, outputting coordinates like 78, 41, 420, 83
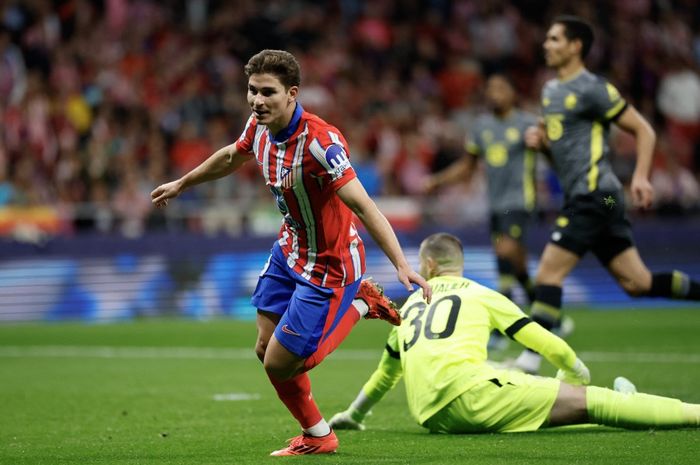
1, 308, 698, 465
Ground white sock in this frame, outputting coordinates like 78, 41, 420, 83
515, 350, 542, 374
353, 298, 369, 317
349, 389, 374, 417
303, 419, 331, 437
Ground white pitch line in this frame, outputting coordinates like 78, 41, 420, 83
578, 351, 700, 364
0, 346, 699, 364
0, 346, 255, 360
0, 346, 379, 361
213, 393, 261, 401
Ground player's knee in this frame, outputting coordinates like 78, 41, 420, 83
263, 359, 297, 381
619, 278, 650, 297
254, 340, 267, 363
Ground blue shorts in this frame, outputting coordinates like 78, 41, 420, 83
251, 244, 361, 358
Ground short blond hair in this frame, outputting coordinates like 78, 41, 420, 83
420, 233, 464, 268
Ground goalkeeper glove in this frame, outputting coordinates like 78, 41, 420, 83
329, 408, 367, 431
556, 357, 591, 385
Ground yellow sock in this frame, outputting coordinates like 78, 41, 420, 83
586, 386, 699, 429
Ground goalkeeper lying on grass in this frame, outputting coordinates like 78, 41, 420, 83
331, 232, 700, 433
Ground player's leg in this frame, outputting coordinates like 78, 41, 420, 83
587, 385, 700, 429
256, 311, 325, 440
490, 213, 534, 350
497, 211, 536, 304
549, 381, 700, 429
301, 278, 363, 371
488, 235, 518, 351
591, 194, 700, 300
532, 242, 579, 326
514, 243, 580, 373
250, 247, 337, 455
424, 369, 561, 433
514, 243, 535, 304
255, 310, 281, 362
529, 196, 602, 339
493, 234, 518, 301
547, 383, 588, 426
258, 321, 332, 453
604, 247, 700, 300
303, 278, 400, 372
268, 275, 400, 455
495, 235, 534, 302
265, 279, 353, 456
491, 213, 532, 301
264, 334, 336, 453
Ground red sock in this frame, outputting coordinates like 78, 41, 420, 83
268, 373, 322, 429
303, 303, 361, 371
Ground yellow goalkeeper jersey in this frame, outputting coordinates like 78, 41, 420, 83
386, 275, 530, 424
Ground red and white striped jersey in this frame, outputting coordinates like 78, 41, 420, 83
236, 104, 366, 288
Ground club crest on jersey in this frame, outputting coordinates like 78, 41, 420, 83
325, 144, 350, 179
280, 166, 295, 189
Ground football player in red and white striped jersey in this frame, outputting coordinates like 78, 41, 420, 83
151, 49, 431, 456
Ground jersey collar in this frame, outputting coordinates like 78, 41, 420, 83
558, 66, 586, 83
269, 103, 304, 144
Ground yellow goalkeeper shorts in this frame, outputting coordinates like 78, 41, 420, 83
423, 369, 561, 433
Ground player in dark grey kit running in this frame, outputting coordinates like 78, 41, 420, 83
516, 15, 700, 373
425, 75, 539, 306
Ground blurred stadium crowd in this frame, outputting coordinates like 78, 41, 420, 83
1, 0, 700, 240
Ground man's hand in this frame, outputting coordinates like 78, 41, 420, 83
398, 266, 432, 304
329, 410, 366, 431
151, 179, 184, 208
556, 358, 591, 385
630, 175, 654, 209
422, 176, 439, 194
524, 119, 547, 150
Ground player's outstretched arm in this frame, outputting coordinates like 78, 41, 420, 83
151, 143, 250, 208
486, 292, 589, 383
337, 179, 432, 303
329, 347, 403, 430
422, 155, 476, 194
513, 322, 590, 385
614, 106, 656, 209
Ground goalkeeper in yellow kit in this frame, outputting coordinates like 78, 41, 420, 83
331, 233, 700, 433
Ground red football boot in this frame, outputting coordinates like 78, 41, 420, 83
356, 279, 401, 326
269, 430, 339, 456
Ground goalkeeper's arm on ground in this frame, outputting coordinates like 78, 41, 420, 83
329, 344, 403, 430
486, 291, 590, 384
508, 318, 590, 385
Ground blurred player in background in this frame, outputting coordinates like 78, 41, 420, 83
329, 233, 700, 434
517, 15, 700, 374
424, 74, 540, 349
151, 49, 431, 456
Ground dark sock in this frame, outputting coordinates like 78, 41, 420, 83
517, 271, 535, 304
530, 284, 562, 331
648, 271, 700, 300
497, 257, 516, 300
690, 281, 700, 300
